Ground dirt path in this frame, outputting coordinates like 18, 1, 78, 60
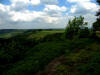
36, 55, 65, 75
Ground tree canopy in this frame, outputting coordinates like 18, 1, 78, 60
93, 0, 100, 31
65, 16, 88, 39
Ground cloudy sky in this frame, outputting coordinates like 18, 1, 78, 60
0, 0, 99, 29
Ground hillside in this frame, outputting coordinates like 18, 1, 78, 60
37, 39, 100, 75
0, 29, 100, 75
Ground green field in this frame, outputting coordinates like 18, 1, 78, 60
28, 30, 64, 40
0, 30, 64, 39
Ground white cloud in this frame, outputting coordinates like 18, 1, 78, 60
9, 0, 29, 11
9, 10, 63, 24
30, 0, 40, 6
30, 0, 58, 6
69, 0, 99, 15
0, 4, 10, 12
0, 0, 98, 29
9, 10, 46, 22
9, 0, 59, 11
10, 0, 29, 4
0, 2, 67, 29
44, 5, 67, 12
83, 13, 97, 28
67, 0, 90, 3
41, 0, 58, 5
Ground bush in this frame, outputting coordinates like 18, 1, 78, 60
78, 27, 90, 38
64, 16, 88, 39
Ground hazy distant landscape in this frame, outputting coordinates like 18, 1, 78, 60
0, 29, 64, 38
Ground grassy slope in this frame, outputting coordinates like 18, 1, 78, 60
0, 30, 100, 75
39, 41, 100, 75
5, 42, 68, 75
27, 30, 64, 40
0, 30, 65, 75
5, 38, 100, 75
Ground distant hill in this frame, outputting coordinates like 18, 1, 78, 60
0, 29, 64, 34
0, 29, 15, 34
0, 29, 64, 39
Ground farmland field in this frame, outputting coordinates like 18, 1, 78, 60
0, 29, 64, 39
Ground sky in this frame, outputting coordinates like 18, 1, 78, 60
0, 0, 99, 29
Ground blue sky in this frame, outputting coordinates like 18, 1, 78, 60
0, 0, 99, 29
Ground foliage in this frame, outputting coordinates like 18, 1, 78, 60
78, 27, 90, 38
0, 30, 65, 75
0, 29, 100, 75
47, 40, 100, 75
93, 19, 100, 31
93, 0, 100, 31
4, 42, 68, 75
65, 16, 88, 39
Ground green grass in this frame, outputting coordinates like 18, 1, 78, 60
4, 42, 67, 75
0, 30, 64, 39
0, 29, 99, 75
28, 30, 64, 40
46, 41, 100, 75
97, 33, 100, 37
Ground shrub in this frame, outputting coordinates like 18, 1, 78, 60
65, 16, 88, 39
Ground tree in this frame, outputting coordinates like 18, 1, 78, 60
96, 0, 100, 17
65, 16, 88, 39
78, 27, 90, 38
93, 0, 100, 31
